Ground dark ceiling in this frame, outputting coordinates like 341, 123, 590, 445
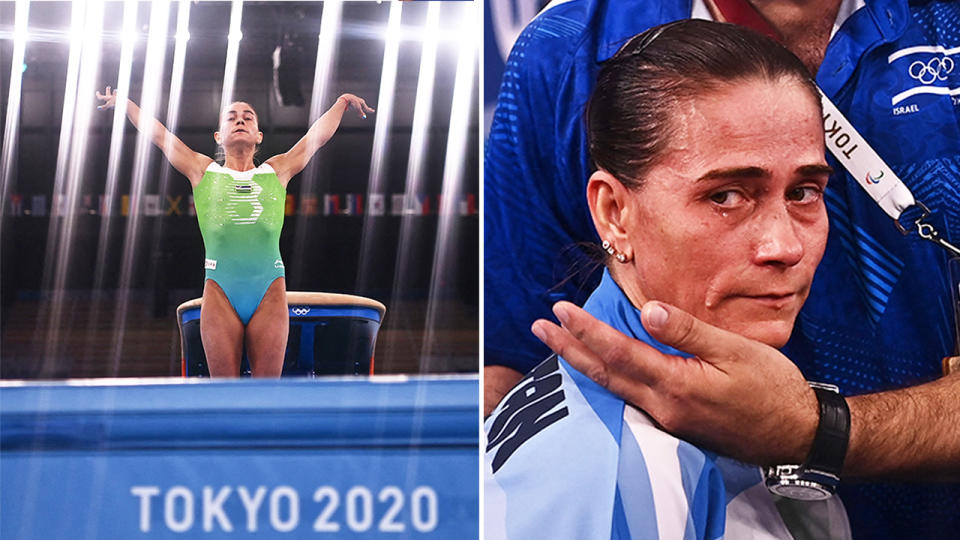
0, 1, 478, 130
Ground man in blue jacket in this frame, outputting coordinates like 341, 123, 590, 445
484, 0, 960, 537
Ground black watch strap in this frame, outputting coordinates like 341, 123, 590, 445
804, 384, 850, 477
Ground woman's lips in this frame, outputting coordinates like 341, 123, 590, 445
739, 292, 797, 309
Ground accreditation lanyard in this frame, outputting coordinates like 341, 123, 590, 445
819, 93, 960, 258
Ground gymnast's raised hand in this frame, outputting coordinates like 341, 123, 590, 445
95, 86, 117, 110
337, 93, 375, 119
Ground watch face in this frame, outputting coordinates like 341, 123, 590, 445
767, 480, 833, 501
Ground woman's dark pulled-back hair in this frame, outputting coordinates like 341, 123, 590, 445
587, 20, 821, 189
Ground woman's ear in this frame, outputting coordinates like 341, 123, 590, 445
213, 131, 222, 145
587, 169, 632, 257
256, 131, 263, 144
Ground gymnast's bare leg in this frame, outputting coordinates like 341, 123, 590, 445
200, 280, 244, 377
245, 277, 289, 377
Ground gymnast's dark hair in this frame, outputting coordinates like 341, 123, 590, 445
586, 19, 820, 189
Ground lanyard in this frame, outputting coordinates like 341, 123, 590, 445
819, 93, 960, 258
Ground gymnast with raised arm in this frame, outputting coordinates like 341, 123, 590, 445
97, 86, 374, 377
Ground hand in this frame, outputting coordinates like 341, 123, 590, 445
531, 300, 819, 465
338, 93, 375, 119
96, 86, 118, 110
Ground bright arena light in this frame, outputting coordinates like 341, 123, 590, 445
12, 8, 29, 44
356, 1, 403, 292
289, 0, 344, 276
143, 0, 193, 323
120, 15, 139, 49
421, 2, 477, 370
386, 2, 442, 366
109, 0, 171, 370
0, 0, 31, 227
38, 0, 85, 343
70, 26, 84, 47
99, 0, 138, 226
405, 2, 441, 191
366, 1, 402, 193
89, 0, 139, 368
163, 0, 193, 160
220, 0, 244, 108
40, 0, 107, 369
311, 0, 343, 113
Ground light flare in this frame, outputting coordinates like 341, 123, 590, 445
38, 0, 102, 372
387, 2, 442, 369
356, 1, 402, 293
420, 3, 477, 371
109, 0, 171, 372
220, 0, 244, 109
0, 0, 31, 228
289, 0, 343, 282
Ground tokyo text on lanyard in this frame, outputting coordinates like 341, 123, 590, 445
820, 91, 960, 259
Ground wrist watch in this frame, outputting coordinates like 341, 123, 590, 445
764, 381, 850, 501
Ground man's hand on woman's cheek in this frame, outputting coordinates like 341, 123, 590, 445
531, 300, 820, 466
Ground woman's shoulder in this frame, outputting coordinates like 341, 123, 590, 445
484, 355, 625, 539
485, 355, 624, 470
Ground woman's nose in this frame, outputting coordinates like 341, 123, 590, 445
753, 206, 804, 267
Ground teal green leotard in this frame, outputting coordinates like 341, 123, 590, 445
194, 162, 286, 325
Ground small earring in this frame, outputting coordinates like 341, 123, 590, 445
602, 240, 615, 255
615, 252, 627, 263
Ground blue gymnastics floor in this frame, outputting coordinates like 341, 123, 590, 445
1, 376, 479, 539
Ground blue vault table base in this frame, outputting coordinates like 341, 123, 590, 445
1, 376, 478, 539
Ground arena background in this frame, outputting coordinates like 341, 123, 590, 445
0, 1, 479, 378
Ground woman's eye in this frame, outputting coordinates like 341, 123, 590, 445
709, 190, 744, 206
787, 186, 822, 203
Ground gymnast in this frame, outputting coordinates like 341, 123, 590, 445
96, 86, 374, 377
